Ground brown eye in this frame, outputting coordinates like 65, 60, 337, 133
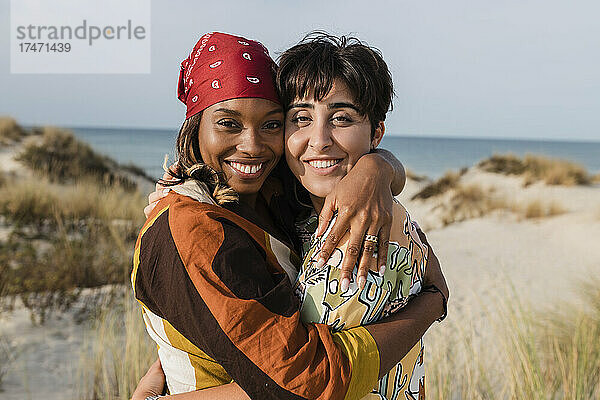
290, 113, 312, 127
331, 114, 354, 126
217, 119, 241, 129
263, 120, 283, 130
333, 116, 351, 122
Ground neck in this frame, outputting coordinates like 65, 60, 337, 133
310, 194, 326, 214
238, 193, 258, 209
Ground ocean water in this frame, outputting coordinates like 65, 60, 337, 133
71, 127, 600, 181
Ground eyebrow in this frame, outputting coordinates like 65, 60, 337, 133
214, 108, 242, 116
265, 108, 284, 116
214, 108, 283, 117
327, 102, 361, 112
288, 102, 313, 110
287, 102, 361, 112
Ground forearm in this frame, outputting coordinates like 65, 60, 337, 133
365, 290, 444, 378
370, 148, 405, 195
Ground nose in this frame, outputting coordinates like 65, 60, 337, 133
307, 119, 333, 151
237, 127, 265, 156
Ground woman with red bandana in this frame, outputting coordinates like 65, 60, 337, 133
132, 32, 446, 400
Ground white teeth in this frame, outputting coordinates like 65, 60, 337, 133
308, 159, 340, 169
229, 162, 263, 174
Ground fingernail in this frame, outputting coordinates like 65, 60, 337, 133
163, 188, 170, 195
340, 278, 349, 292
316, 258, 326, 269
379, 265, 386, 276
358, 276, 366, 289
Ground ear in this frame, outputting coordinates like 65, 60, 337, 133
371, 121, 385, 149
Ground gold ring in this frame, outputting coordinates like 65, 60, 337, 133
364, 234, 378, 243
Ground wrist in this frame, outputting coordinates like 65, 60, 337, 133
419, 285, 448, 322
132, 390, 163, 400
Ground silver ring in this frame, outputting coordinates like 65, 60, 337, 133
364, 234, 378, 243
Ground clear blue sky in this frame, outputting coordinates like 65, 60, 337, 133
1, 0, 599, 141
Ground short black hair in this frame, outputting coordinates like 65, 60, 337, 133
276, 31, 394, 134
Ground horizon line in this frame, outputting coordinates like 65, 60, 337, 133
15, 121, 600, 145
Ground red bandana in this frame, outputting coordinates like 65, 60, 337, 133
177, 32, 280, 119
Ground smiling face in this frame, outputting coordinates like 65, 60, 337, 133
198, 98, 284, 197
285, 80, 384, 204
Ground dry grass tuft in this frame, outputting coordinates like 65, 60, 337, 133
16, 126, 140, 188
0, 177, 146, 227
405, 169, 429, 183
0, 116, 27, 144
440, 183, 507, 225
428, 278, 600, 399
78, 292, 156, 399
0, 333, 17, 390
412, 171, 462, 200
479, 153, 592, 186
499, 281, 600, 399
518, 199, 566, 219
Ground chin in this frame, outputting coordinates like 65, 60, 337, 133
233, 184, 263, 195
303, 181, 336, 199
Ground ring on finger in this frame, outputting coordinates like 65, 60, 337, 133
363, 234, 378, 256
364, 234, 378, 243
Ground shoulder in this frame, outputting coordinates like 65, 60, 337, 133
389, 200, 428, 253
137, 182, 244, 262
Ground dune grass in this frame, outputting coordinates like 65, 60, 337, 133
0, 116, 27, 144
16, 126, 141, 188
74, 279, 600, 399
479, 153, 593, 186
440, 183, 507, 226
427, 278, 600, 399
0, 332, 17, 390
412, 170, 463, 200
78, 291, 156, 400
0, 219, 140, 322
519, 199, 566, 219
0, 172, 146, 322
405, 169, 429, 183
0, 176, 146, 228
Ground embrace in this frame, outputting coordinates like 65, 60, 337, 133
131, 31, 449, 400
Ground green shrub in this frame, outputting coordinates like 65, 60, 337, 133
0, 174, 146, 322
479, 153, 592, 186
16, 127, 137, 188
1, 219, 138, 323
